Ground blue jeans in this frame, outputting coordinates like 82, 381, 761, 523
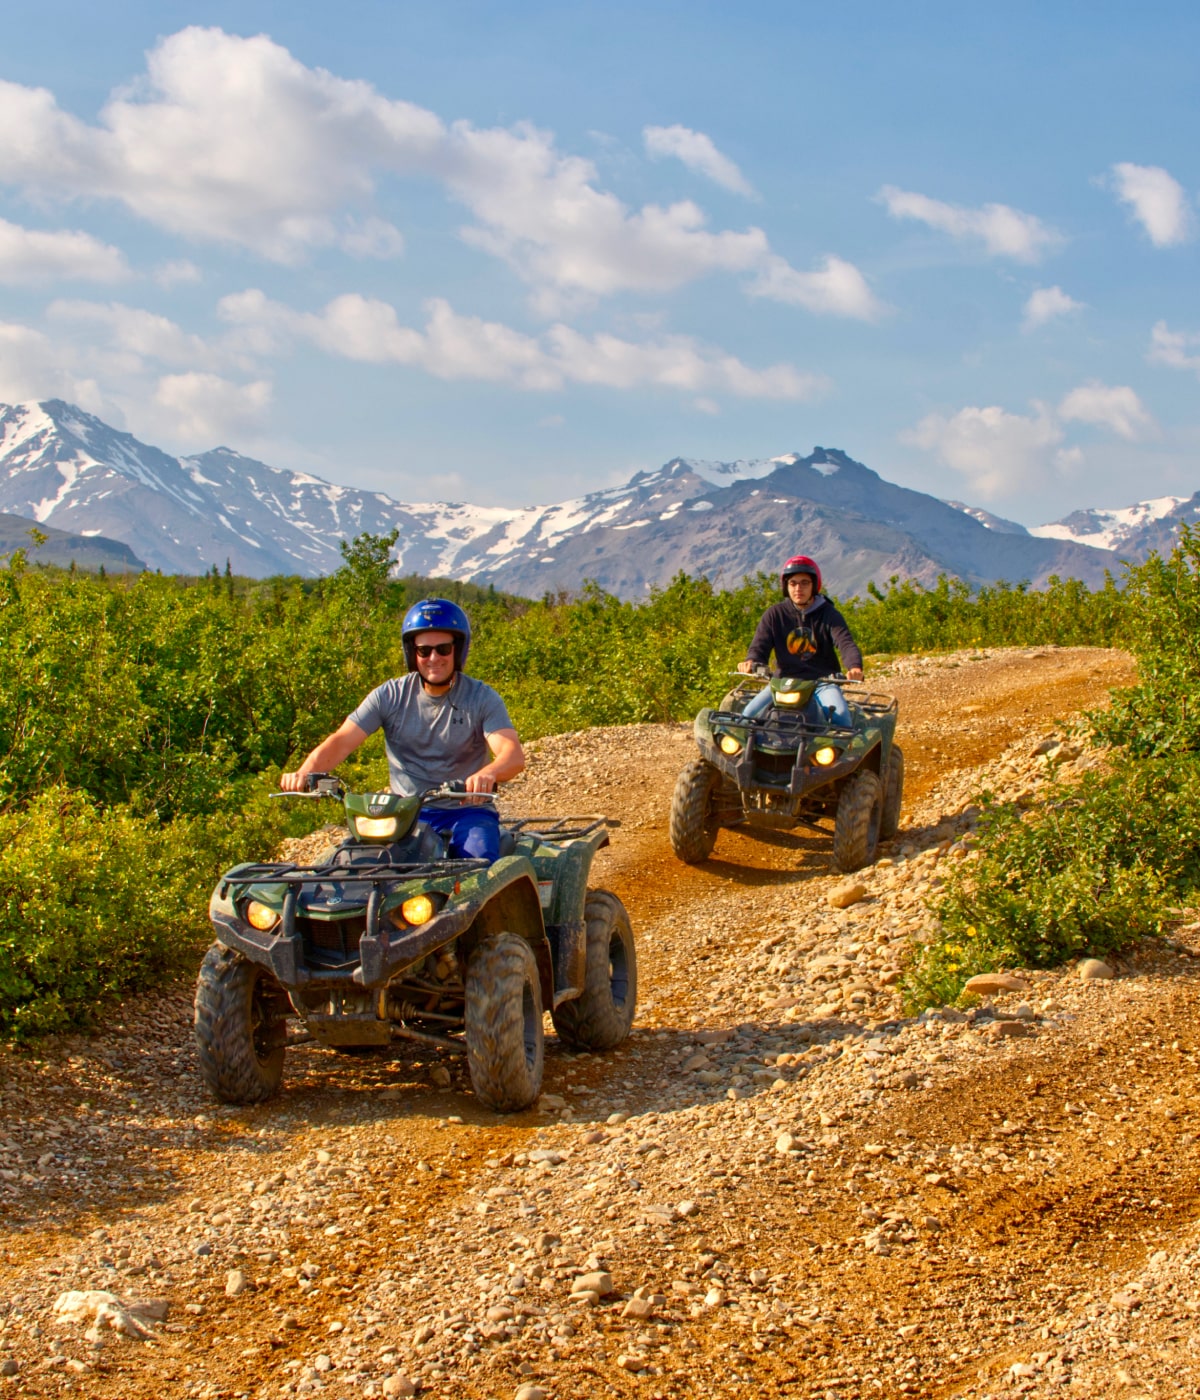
742, 680, 853, 727
419, 806, 500, 860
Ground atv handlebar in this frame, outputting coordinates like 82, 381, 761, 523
273, 775, 478, 802
729, 670, 854, 684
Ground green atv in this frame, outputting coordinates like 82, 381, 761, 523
194, 777, 637, 1113
669, 671, 903, 873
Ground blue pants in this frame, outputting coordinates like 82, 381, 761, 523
419, 806, 500, 860
742, 679, 853, 727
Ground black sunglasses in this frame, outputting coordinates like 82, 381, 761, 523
414, 642, 455, 658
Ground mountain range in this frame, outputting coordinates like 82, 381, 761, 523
1, 399, 1196, 597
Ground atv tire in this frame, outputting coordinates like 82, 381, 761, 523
464, 933, 544, 1112
551, 890, 637, 1051
880, 743, 904, 841
194, 943, 286, 1103
670, 759, 721, 863
833, 769, 883, 873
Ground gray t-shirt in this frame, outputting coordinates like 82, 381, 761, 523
347, 673, 514, 806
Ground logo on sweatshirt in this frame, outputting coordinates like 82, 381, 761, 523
786, 626, 817, 657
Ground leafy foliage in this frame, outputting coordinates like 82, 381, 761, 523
0, 528, 1165, 1036
906, 531, 1200, 1010
904, 759, 1200, 1010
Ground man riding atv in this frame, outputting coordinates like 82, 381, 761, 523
739, 554, 864, 725
198, 596, 638, 1112
667, 553, 901, 871
281, 598, 524, 858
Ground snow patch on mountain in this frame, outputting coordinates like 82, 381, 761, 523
1030, 495, 1188, 552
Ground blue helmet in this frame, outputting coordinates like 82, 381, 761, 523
402, 598, 471, 672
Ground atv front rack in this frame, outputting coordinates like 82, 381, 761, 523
217, 857, 488, 899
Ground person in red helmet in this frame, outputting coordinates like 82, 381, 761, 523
736, 555, 863, 724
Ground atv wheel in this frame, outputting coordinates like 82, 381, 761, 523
552, 890, 637, 1050
670, 759, 721, 863
464, 933, 544, 1112
194, 943, 286, 1103
880, 743, 905, 840
833, 769, 883, 872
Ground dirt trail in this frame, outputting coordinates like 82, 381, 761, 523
8, 645, 1200, 1400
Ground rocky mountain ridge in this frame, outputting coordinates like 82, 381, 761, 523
0, 399, 1191, 593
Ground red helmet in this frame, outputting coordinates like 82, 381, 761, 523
780, 555, 822, 594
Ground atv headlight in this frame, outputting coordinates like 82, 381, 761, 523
718, 733, 742, 756
355, 815, 399, 839
400, 895, 436, 926
774, 690, 803, 706
244, 900, 280, 931
812, 745, 838, 767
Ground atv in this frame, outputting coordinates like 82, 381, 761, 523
669, 671, 903, 872
194, 777, 637, 1113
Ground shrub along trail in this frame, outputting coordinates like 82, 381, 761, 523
7, 646, 1200, 1400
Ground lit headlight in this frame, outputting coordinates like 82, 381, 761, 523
774, 690, 803, 706
400, 895, 436, 926
245, 900, 279, 931
812, 746, 838, 767
718, 734, 743, 756
356, 815, 399, 839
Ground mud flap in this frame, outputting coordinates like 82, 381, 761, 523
548, 920, 587, 1007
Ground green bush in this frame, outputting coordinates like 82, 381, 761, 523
0, 531, 1149, 1038
0, 781, 317, 1039
904, 757, 1200, 1011
1087, 524, 1200, 756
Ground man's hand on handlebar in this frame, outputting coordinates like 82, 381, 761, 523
461, 771, 497, 803
279, 770, 309, 792
846, 667, 864, 682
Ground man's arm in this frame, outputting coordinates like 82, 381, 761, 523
280, 720, 370, 791
738, 607, 777, 673
828, 610, 864, 682
462, 728, 525, 795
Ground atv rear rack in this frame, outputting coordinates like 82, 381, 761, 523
501, 815, 614, 842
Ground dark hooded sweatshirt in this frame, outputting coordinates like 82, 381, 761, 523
745, 595, 863, 681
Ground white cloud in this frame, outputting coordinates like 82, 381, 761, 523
152, 371, 272, 441
903, 403, 1065, 498
0, 27, 443, 264
643, 124, 755, 197
0, 218, 128, 284
0, 320, 105, 407
1148, 319, 1200, 374
218, 288, 830, 401
878, 185, 1063, 262
47, 299, 220, 370
747, 253, 885, 320
904, 381, 1159, 498
153, 259, 202, 288
0, 27, 872, 317
1057, 381, 1154, 440
1108, 163, 1192, 247
0, 309, 269, 448
1022, 285, 1084, 332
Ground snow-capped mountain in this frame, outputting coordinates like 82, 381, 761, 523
1029, 494, 1200, 558
0, 398, 1166, 596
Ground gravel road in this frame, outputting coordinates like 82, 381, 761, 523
6, 645, 1199, 1400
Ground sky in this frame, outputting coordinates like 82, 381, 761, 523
0, 0, 1197, 524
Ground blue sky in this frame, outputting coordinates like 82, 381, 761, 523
1, 1, 1197, 523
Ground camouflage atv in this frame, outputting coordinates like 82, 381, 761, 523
195, 777, 636, 1113
669, 672, 903, 873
